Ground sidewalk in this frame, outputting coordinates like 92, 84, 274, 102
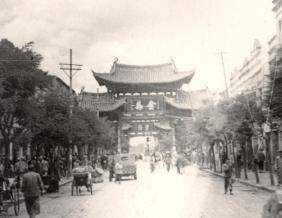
199, 166, 281, 193
16, 176, 72, 205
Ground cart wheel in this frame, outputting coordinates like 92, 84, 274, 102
11, 189, 19, 216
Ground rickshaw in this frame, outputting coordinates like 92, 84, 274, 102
0, 177, 20, 216
110, 153, 137, 181
71, 166, 93, 196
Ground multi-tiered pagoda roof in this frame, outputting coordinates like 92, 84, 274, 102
92, 61, 194, 93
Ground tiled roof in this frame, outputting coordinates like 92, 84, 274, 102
78, 92, 126, 112
97, 98, 126, 112
93, 62, 194, 85
164, 89, 211, 110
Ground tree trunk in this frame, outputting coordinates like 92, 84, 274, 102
231, 140, 240, 178
254, 164, 260, 183
265, 132, 275, 185
248, 137, 260, 183
211, 143, 216, 172
243, 141, 248, 180
3, 139, 10, 162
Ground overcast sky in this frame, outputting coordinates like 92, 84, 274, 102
0, 0, 276, 93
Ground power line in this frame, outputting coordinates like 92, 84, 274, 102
216, 51, 229, 98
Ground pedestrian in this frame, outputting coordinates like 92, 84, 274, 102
15, 157, 28, 176
164, 152, 172, 172
22, 164, 44, 218
40, 157, 49, 176
0, 168, 9, 211
276, 150, 282, 186
114, 161, 122, 184
109, 159, 115, 182
150, 155, 155, 173
223, 160, 234, 195
176, 154, 182, 174
4, 159, 14, 178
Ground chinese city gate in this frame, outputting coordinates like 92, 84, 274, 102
78, 59, 194, 153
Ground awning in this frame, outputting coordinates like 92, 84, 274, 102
154, 121, 171, 131
121, 123, 132, 131
164, 96, 191, 110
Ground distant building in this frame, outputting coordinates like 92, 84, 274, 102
48, 75, 76, 95
229, 39, 270, 98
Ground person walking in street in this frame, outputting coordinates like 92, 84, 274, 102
22, 164, 44, 218
150, 155, 155, 173
114, 161, 122, 184
109, 159, 115, 182
0, 168, 9, 211
176, 154, 182, 174
223, 159, 234, 195
276, 150, 282, 186
39, 157, 49, 176
15, 157, 28, 176
164, 152, 172, 172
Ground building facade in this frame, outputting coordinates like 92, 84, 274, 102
230, 39, 270, 98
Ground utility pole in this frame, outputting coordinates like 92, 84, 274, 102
216, 51, 229, 98
59, 49, 82, 176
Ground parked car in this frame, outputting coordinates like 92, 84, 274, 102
109, 153, 137, 181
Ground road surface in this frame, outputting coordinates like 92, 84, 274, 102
9, 162, 271, 218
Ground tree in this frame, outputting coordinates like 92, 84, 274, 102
0, 39, 48, 160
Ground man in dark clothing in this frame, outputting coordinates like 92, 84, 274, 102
0, 169, 9, 211
223, 160, 233, 195
22, 164, 44, 218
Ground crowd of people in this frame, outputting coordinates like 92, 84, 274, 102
0, 156, 68, 181
148, 151, 189, 174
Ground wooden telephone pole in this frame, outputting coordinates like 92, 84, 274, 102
59, 49, 82, 175
216, 51, 229, 98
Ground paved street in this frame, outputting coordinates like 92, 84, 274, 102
10, 162, 271, 218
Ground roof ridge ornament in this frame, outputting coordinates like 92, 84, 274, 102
170, 57, 177, 73
110, 57, 119, 74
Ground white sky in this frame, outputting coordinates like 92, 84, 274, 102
0, 0, 276, 93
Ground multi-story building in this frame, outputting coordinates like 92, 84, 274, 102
266, 0, 282, 156
229, 39, 270, 98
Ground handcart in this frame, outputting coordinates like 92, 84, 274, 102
71, 172, 93, 196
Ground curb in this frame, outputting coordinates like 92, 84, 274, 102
199, 167, 276, 193
59, 178, 73, 187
